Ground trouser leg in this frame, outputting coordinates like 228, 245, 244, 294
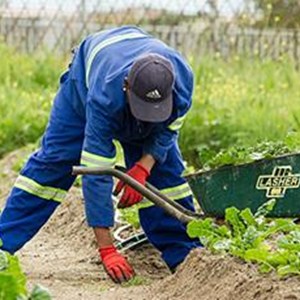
0, 78, 85, 253
122, 142, 201, 270
0, 159, 76, 253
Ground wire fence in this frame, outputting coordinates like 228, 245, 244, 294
0, 0, 300, 66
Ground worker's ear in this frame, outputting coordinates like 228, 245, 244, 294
123, 77, 129, 92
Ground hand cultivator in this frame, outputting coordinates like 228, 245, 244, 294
73, 153, 300, 225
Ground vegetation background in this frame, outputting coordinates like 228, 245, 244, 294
1, 1, 300, 298
1, 44, 299, 170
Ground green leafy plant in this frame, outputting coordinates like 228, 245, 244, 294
119, 204, 142, 229
0, 239, 51, 300
180, 57, 300, 168
121, 275, 149, 287
187, 199, 300, 276
201, 137, 300, 171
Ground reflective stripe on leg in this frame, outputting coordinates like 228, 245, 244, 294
14, 175, 67, 203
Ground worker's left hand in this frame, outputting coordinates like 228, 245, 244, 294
99, 245, 135, 283
114, 162, 150, 208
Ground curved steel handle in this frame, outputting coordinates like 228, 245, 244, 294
114, 165, 203, 218
72, 166, 204, 224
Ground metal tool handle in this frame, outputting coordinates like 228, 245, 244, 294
72, 166, 204, 224
114, 165, 203, 218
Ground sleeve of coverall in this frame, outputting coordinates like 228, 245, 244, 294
143, 58, 194, 164
80, 97, 116, 228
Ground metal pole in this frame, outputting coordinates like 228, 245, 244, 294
72, 166, 199, 224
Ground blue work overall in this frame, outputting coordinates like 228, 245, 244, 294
0, 26, 200, 269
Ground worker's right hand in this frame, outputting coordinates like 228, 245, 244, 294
99, 245, 135, 283
114, 162, 150, 208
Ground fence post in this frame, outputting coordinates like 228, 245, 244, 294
294, 29, 299, 70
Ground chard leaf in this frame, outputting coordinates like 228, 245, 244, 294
259, 263, 273, 273
0, 252, 27, 300
215, 225, 232, 238
244, 247, 270, 264
273, 219, 298, 233
0, 250, 8, 271
277, 265, 300, 276
277, 230, 300, 252
225, 207, 246, 237
242, 226, 263, 249
212, 239, 231, 252
187, 219, 215, 239
254, 199, 277, 218
240, 208, 257, 227
229, 244, 245, 259
0, 273, 19, 300
29, 285, 51, 300
266, 251, 289, 267
262, 219, 298, 239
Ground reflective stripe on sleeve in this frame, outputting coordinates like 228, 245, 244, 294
86, 32, 148, 88
139, 182, 192, 209
168, 115, 186, 131
14, 175, 67, 203
80, 150, 116, 167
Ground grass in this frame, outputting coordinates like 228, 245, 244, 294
0, 43, 64, 157
180, 56, 300, 168
121, 275, 149, 287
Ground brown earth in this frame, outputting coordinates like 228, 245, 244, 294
100, 248, 300, 299
1, 149, 300, 300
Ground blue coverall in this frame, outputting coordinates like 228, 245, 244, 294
0, 26, 199, 269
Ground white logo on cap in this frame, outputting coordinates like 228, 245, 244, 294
146, 89, 161, 99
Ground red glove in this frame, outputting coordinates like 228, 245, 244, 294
99, 245, 135, 283
114, 162, 150, 208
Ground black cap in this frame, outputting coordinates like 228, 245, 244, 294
127, 53, 175, 122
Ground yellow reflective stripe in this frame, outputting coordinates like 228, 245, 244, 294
168, 115, 186, 131
160, 183, 192, 200
139, 183, 192, 209
86, 32, 147, 88
14, 175, 66, 203
81, 150, 116, 167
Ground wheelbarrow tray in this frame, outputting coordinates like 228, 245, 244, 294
186, 152, 300, 218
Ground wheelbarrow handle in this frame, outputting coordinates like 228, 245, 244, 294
72, 166, 204, 224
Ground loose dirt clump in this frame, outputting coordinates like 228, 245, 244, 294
100, 249, 300, 299
147, 249, 300, 299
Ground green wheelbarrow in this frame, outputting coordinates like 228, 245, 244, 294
72, 152, 300, 224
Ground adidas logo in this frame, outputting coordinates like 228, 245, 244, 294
146, 89, 161, 99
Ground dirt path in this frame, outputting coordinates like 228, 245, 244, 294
18, 189, 170, 300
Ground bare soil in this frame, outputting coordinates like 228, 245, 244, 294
1, 149, 300, 300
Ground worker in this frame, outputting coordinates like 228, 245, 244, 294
0, 26, 200, 283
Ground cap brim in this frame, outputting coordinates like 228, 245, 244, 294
128, 91, 173, 122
